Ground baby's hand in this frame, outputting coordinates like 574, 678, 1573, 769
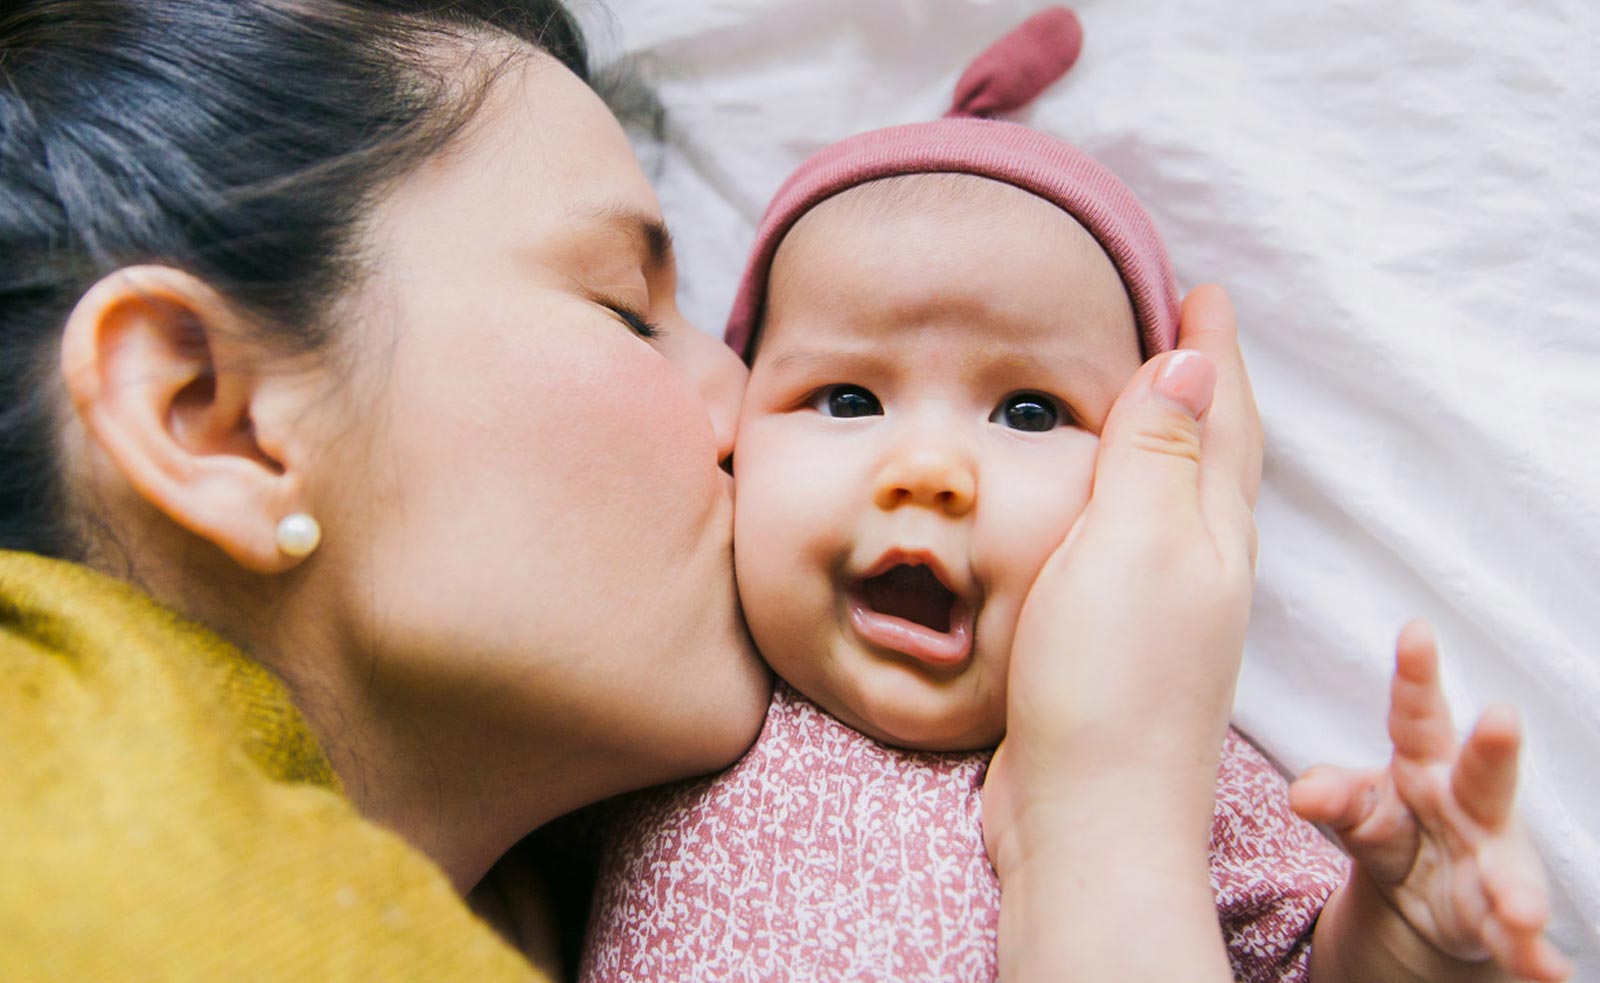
1290, 620, 1570, 982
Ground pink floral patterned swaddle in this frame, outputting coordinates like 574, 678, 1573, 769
581, 683, 1347, 983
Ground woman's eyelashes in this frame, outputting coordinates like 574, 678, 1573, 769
808, 384, 882, 418
604, 300, 664, 340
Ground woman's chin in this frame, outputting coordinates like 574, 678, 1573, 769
659, 555, 774, 776
681, 643, 774, 774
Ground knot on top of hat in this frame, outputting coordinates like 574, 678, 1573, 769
947, 6, 1082, 119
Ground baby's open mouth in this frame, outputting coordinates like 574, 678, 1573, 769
849, 560, 973, 668
861, 564, 955, 633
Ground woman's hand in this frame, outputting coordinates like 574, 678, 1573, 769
983, 285, 1260, 983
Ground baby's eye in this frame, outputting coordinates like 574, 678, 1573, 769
809, 385, 882, 418
992, 391, 1065, 432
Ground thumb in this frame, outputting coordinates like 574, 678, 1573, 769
1090, 349, 1217, 525
1290, 763, 1384, 832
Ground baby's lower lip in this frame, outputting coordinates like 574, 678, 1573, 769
848, 596, 973, 669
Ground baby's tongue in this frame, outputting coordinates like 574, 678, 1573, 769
862, 565, 954, 633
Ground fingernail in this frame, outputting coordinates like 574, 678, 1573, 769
1153, 350, 1216, 419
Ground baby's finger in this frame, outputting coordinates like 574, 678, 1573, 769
1481, 831, 1569, 981
1288, 764, 1382, 832
1517, 938, 1574, 983
1387, 619, 1457, 763
1518, 939, 1575, 983
1490, 868, 1550, 935
1452, 704, 1522, 829
1483, 914, 1573, 983
1294, 764, 1422, 885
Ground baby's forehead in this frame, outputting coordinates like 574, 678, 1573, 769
800, 173, 1098, 245
756, 172, 1142, 376
769, 173, 1112, 312
768, 174, 1128, 318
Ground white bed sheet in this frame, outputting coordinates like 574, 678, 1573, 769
579, 0, 1600, 972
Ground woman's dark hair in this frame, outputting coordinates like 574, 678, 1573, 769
0, 0, 590, 559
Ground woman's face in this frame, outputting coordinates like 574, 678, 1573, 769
312, 53, 770, 818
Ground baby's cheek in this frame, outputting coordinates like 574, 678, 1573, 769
981, 438, 1097, 587
732, 422, 842, 607
970, 443, 1095, 725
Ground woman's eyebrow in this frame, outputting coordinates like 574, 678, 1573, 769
580, 201, 677, 273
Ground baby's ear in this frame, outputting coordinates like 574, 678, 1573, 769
59, 265, 314, 573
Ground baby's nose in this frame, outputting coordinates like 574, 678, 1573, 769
873, 444, 976, 516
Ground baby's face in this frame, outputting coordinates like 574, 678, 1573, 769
733, 174, 1142, 750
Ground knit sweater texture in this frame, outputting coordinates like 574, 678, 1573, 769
0, 550, 544, 982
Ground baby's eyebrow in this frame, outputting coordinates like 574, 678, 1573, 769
765, 346, 890, 376
579, 201, 677, 274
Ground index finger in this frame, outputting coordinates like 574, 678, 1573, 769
1176, 285, 1263, 508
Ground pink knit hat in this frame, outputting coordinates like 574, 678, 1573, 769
724, 7, 1179, 360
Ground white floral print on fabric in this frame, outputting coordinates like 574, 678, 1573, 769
582, 682, 1347, 983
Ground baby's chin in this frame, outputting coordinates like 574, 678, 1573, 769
810, 675, 1005, 753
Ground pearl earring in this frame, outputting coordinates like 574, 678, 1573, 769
275, 513, 322, 558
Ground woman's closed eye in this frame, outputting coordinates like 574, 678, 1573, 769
991, 391, 1070, 432
807, 384, 882, 418
602, 300, 664, 340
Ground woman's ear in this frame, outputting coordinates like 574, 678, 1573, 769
60, 265, 314, 574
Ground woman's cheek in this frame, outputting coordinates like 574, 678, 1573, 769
605, 340, 727, 478
535, 336, 729, 564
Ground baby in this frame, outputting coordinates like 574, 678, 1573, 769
582, 9, 1564, 983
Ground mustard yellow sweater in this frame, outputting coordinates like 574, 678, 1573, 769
0, 550, 546, 981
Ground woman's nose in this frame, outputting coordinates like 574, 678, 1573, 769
673, 324, 747, 465
873, 441, 976, 516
